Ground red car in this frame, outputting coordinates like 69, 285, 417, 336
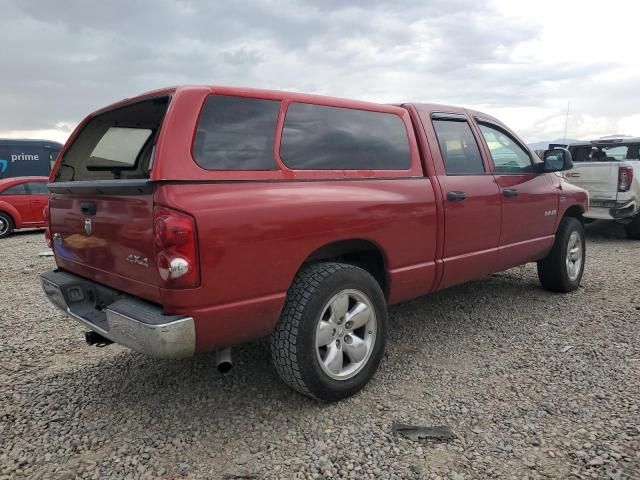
40, 86, 587, 401
0, 176, 49, 238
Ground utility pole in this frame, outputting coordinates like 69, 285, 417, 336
563, 101, 570, 145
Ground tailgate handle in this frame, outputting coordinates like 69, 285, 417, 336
80, 202, 97, 216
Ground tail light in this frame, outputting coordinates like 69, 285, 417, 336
43, 204, 51, 248
618, 166, 633, 192
153, 207, 200, 289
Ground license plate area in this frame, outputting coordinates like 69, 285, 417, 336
41, 270, 124, 331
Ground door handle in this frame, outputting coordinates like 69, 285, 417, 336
80, 202, 97, 216
503, 188, 519, 198
447, 191, 466, 202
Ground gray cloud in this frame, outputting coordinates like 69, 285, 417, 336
0, 0, 636, 141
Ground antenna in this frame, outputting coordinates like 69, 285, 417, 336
563, 101, 570, 145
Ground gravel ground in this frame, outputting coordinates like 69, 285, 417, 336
1, 222, 639, 480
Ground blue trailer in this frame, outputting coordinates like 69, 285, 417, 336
0, 139, 63, 179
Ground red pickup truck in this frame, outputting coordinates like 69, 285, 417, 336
40, 86, 587, 401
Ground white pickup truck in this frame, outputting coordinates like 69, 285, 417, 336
559, 138, 640, 239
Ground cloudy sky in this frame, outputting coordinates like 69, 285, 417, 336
1, 0, 638, 145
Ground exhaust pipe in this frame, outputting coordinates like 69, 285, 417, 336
85, 331, 113, 347
216, 348, 233, 373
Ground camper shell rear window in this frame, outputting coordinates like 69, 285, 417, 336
54, 96, 170, 182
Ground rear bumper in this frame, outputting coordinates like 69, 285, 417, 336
585, 199, 638, 220
40, 270, 195, 358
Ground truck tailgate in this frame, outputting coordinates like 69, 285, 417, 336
566, 162, 619, 200
49, 187, 160, 302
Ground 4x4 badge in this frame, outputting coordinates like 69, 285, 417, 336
126, 254, 149, 267
84, 218, 92, 235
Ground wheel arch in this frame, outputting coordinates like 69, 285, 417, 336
561, 204, 584, 224
299, 239, 390, 300
0, 207, 18, 227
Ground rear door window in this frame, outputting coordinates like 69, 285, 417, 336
193, 95, 281, 170
26, 182, 49, 195
1, 183, 27, 195
432, 119, 485, 175
280, 103, 411, 170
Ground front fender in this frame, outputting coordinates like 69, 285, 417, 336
558, 179, 588, 219
0, 201, 22, 227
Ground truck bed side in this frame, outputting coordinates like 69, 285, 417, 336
155, 178, 438, 349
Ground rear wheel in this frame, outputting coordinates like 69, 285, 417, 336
0, 212, 14, 239
537, 217, 585, 292
271, 262, 387, 401
624, 214, 640, 240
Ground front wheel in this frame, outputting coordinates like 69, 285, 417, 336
537, 217, 585, 292
271, 262, 387, 401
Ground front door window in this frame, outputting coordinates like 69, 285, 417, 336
479, 124, 534, 174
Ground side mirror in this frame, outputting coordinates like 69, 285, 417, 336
542, 148, 573, 172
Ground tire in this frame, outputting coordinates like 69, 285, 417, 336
537, 217, 585, 293
624, 214, 640, 240
271, 262, 387, 402
0, 212, 14, 239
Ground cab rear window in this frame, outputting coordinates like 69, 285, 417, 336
573, 144, 640, 162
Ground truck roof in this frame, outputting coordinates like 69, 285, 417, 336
408, 102, 505, 125
91, 85, 404, 116
92, 86, 506, 126
569, 137, 640, 147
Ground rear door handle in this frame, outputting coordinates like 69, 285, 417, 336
80, 202, 97, 216
503, 188, 519, 198
447, 191, 466, 202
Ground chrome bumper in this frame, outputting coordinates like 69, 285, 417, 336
40, 270, 195, 358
